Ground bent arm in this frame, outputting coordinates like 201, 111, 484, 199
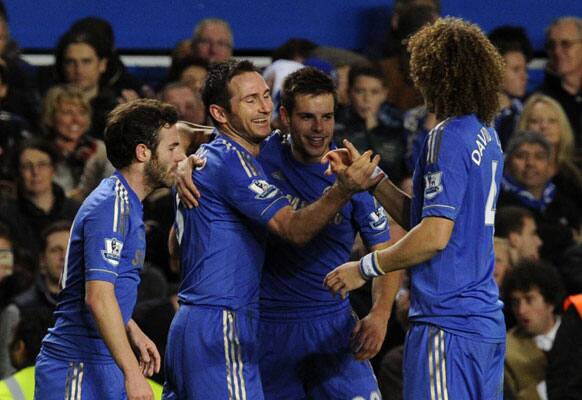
267, 183, 352, 246
370, 242, 403, 320
376, 216, 454, 274
85, 280, 142, 379
371, 179, 412, 231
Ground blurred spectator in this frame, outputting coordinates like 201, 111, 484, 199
0, 222, 34, 312
0, 61, 33, 182
517, 94, 582, 205
68, 16, 148, 99
0, 309, 53, 398
495, 206, 543, 265
0, 7, 40, 128
488, 26, 533, 148
378, 2, 439, 112
41, 85, 113, 194
499, 132, 580, 264
536, 16, 582, 148
159, 81, 206, 125
166, 55, 208, 95
493, 237, 512, 287
52, 29, 119, 139
0, 221, 69, 379
502, 260, 582, 400
0, 139, 79, 258
191, 18, 233, 64
334, 64, 407, 184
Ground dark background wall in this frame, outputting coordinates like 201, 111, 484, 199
5, 0, 582, 53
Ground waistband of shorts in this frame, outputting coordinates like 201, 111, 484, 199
259, 301, 351, 322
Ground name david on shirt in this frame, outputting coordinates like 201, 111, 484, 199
471, 127, 496, 166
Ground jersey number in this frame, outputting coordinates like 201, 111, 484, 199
485, 160, 498, 225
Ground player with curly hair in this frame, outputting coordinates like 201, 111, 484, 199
324, 18, 506, 399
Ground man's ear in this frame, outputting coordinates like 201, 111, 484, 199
507, 232, 520, 248
209, 105, 228, 124
279, 106, 291, 129
135, 143, 151, 162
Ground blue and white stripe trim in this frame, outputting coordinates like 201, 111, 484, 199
428, 328, 449, 400
222, 310, 247, 400
359, 251, 384, 280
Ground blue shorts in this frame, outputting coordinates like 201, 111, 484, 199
259, 306, 380, 400
403, 323, 504, 400
163, 305, 263, 400
35, 350, 125, 399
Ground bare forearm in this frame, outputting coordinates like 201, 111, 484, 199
370, 270, 403, 318
376, 218, 452, 274
372, 179, 411, 230
273, 183, 352, 246
86, 286, 140, 376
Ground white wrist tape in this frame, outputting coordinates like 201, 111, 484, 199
359, 251, 385, 280
370, 166, 385, 180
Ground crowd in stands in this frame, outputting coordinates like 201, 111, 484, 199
0, 0, 581, 398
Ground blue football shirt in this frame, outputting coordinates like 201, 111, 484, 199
175, 132, 290, 311
42, 171, 145, 362
409, 114, 505, 342
258, 132, 390, 316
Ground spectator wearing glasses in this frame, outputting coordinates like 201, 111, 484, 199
191, 18, 233, 64
536, 17, 582, 148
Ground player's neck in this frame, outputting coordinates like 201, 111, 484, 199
220, 124, 261, 157
118, 167, 149, 202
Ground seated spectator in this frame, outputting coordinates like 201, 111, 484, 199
0, 139, 79, 258
166, 55, 208, 96
0, 309, 53, 399
488, 26, 532, 148
159, 81, 206, 125
498, 132, 580, 263
52, 29, 119, 139
41, 85, 113, 194
0, 7, 40, 128
0, 222, 34, 313
502, 260, 582, 399
335, 64, 407, 184
0, 61, 33, 182
0, 221, 69, 379
191, 18, 234, 64
536, 17, 582, 148
517, 94, 582, 205
495, 206, 543, 265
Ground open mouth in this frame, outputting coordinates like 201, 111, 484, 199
306, 136, 327, 147
252, 118, 269, 126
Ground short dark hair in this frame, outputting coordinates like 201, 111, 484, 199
505, 131, 552, 160
495, 206, 535, 238
202, 60, 259, 125
281, 67, 337, 116
14, 138, 60, 175
271, 38, 317, 62
502, 260, 565, 315
10, 309, 54, 367
167, 55, 209, 85
348, 64, 385, 90
54, 30, 110, 84
40, 220, 71, 252
488, 25, 533, 61
104, 99, 178, 169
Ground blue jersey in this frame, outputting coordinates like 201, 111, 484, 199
42, 172, 145, 362
409, 114, 505, 342
175, 132, 290, 310
259, 133, 390, 316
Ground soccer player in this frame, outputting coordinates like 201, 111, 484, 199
35, 99, 185, 400
258, 67, 401, 399
324, 18, 507, 399
163, 61, 382, 399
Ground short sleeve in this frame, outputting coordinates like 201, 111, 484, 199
420, 127, 469, 221
218, 150, 290, 226
352, 192, 391, 248
84, 196, 128, 283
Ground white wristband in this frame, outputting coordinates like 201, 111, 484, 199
370, 166, 385, 180
359, 251, 385, 280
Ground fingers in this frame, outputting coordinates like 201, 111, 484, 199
343, 140, 362, 159
152, 346, 161, 374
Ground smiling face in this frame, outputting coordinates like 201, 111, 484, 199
525, 101, 561, 146
219, 71, 273, 145
281, 93, 335, 164
52, 99, 91, 149
507, 143, 551, 192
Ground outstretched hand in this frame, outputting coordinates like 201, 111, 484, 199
321, 140, 362, 176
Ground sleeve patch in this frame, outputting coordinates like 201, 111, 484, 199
368, 208, 388, 231
424, 171, 443, 199
101, 238, 124, 267
248, 179, 280, 200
